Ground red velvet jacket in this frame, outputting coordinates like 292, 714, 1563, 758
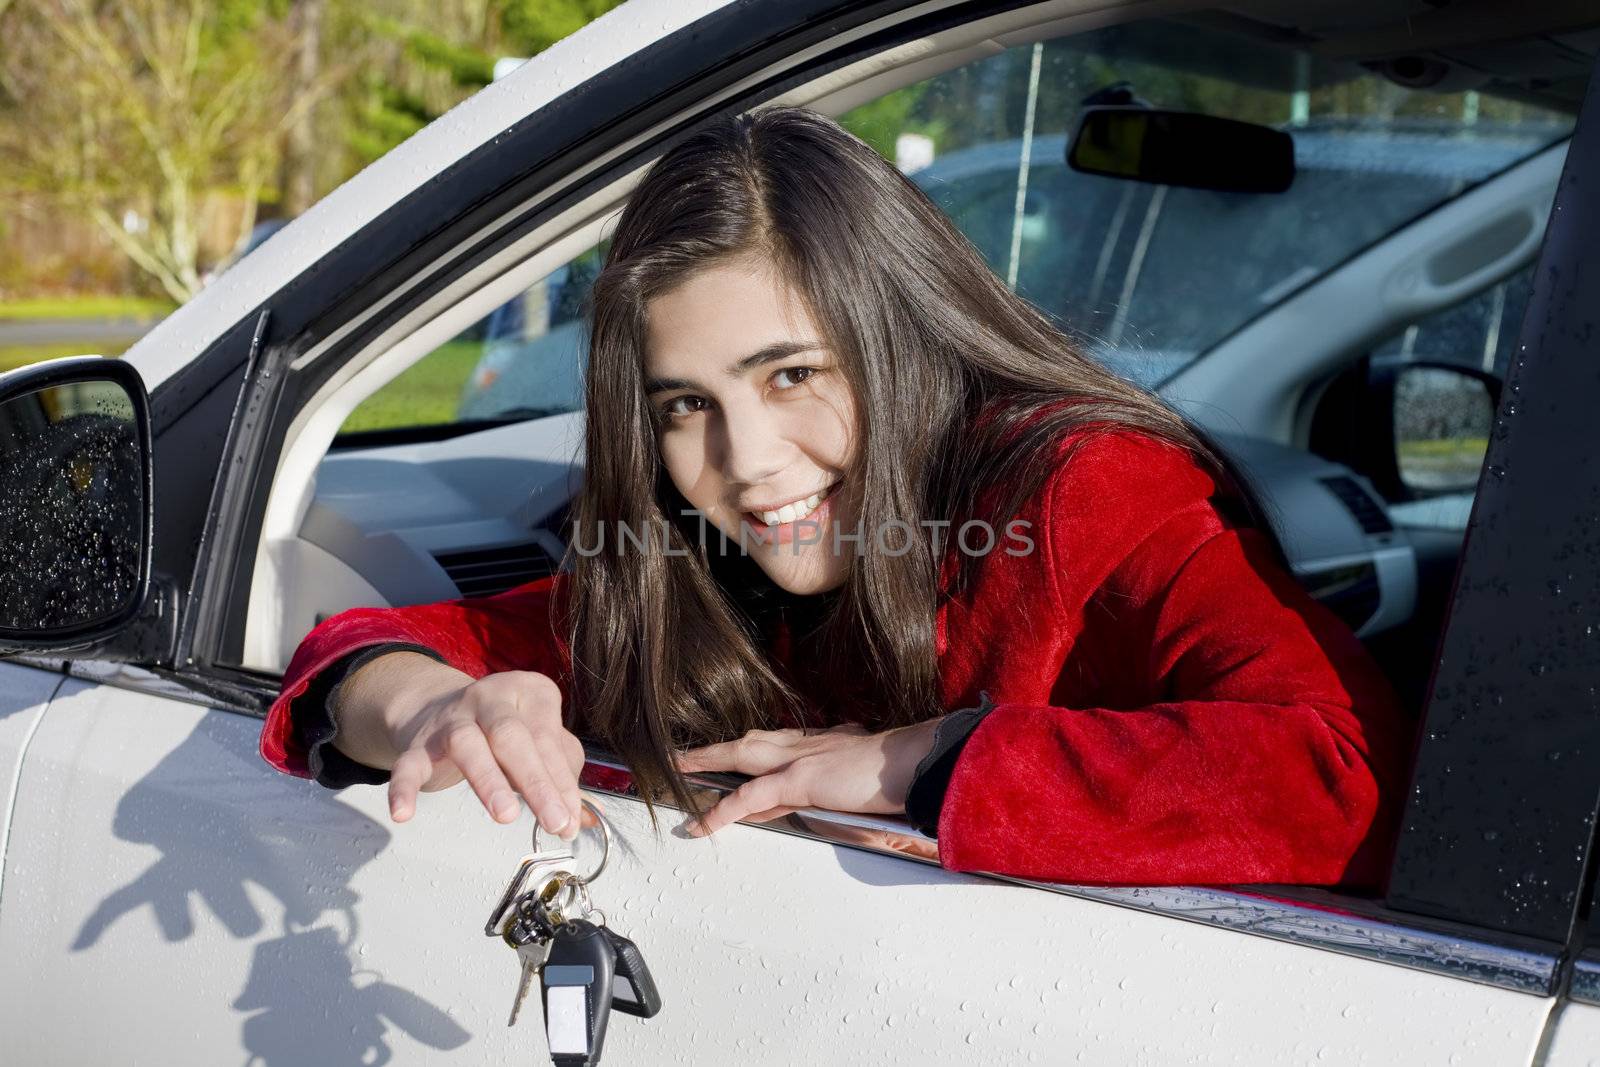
261, 428, 1415, 891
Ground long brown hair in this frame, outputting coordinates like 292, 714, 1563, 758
568, 105, 1284, 820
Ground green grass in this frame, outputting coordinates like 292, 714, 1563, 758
2, 336, 480, 434
0, 296, 175, 321
0, 341, 129, 374
1397, 436, 1488, 460
338, 339, 485, 434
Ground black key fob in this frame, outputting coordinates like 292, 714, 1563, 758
601, 927, 663, 1019
540, 919, 617, 1066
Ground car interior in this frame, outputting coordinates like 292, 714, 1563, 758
239, 1, 1598, 736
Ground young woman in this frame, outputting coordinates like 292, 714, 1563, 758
261, 106, 1414, 890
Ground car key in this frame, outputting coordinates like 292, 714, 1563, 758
540, 918, 617, 1066
600, 927, 662, 1019
499, 869, 579, 1028
509, 935, 552, 1027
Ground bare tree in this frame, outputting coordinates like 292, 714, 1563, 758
282, 0, 327, 218
0, 0, 335, 301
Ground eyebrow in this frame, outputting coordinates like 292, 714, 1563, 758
644, 340, 822, 395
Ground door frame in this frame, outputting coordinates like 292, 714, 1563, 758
1384, 48, 1600, 983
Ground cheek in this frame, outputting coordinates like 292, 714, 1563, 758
658, 427, 718, 510
802, 380, 858, 469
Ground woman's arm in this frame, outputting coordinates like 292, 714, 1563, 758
675, 430, 1416, 891
260, 573, 573, 778
261, 573, 591, 837
932, 431, 1417, 891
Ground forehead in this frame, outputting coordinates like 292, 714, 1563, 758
643, 257, 816, 375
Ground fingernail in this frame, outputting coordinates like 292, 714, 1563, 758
492, 791, 518, 821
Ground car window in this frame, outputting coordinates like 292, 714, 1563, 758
839, 20, 1573, 388
338, 18, 1573, 438
335, 242, 605, 438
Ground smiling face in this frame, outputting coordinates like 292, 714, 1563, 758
644, 255, 860, 595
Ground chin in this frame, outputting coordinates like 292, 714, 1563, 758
754, 554, 850, 596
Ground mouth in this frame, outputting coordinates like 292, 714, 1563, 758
742, 479, 844, 532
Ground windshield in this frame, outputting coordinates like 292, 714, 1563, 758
886, 22, 1577, 387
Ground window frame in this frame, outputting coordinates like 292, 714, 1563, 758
1383, 50, 1600, 971
112, 0, 1600, 993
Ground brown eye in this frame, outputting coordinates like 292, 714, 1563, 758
662, 395, 708, 419
772, 366, 817, 390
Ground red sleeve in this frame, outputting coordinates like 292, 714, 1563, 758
259, 573, 572, 778
935, 431, 1415, 891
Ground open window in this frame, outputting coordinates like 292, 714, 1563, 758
215, 2, 1595, 995
243, 14, 1575, 734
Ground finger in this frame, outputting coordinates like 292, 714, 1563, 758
439, 723, 520, 823
745, 728, 806, 743
741, 804, 800, 824
673, 727, 807, 771
577, 795, 600, 830
483, 717, 575, 838
690, 773, 797, 837
560, 730, 586, 778
676, 735, 798, 776
528, 727, 585, 840
388, 747, 433, 822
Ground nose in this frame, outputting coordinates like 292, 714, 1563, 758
712, 395, 793, 489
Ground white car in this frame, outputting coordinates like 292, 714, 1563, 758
2, 1, 1598, 1063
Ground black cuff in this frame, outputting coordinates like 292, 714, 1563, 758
291, 642, 448, 790
903, 691, 999, 838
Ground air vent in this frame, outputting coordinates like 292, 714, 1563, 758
1319, 476, 1393, 535
1299, 561, 1381, 633
433, 541, 557, 598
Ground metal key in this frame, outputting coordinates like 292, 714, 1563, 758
509, 935, 552, 1026
498, 866, 581, 1028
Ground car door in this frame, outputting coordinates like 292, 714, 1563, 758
1, 2, 1596, 1064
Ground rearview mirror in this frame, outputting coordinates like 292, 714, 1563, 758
1067, 106, 1295, 193
0, 356, 152, 652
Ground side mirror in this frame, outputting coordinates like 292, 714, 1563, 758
1392, 362, 1498, 497
0, 356, 152, 652
1067, 106, 1295, 194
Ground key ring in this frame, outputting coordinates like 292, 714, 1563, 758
532, 795, 612, 884
486, 860, 572, 938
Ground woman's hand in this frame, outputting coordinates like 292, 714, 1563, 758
673, 717, 944, 837
337, 652, 585, 839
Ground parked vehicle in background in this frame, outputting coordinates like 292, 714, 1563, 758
456, 118, 1561, 420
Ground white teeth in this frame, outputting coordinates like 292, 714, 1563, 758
757, 487, 831, 526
